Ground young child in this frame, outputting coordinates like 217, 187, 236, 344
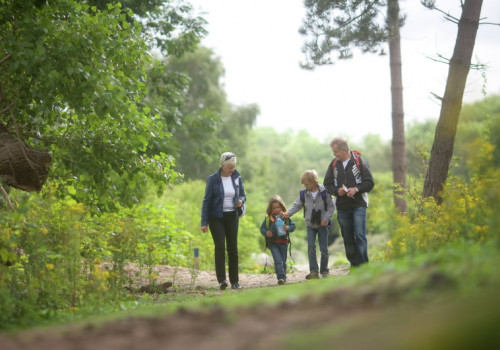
260, 195, 296, 285
284, 170, 335, 280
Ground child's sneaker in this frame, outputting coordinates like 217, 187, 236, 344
278, 279, 286, 285
321, 271, 329, 278
305, 271, 319, 280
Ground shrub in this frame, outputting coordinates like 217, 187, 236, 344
386, 140, 499, 259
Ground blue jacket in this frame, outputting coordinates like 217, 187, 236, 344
201, 169, 246, 226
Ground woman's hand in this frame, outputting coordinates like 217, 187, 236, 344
235, 200, 243, 208
201, 226, 208, 233
266, 231, 273, 237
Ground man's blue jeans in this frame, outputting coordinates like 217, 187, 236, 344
268, 242, 288, 280
306, 225, 329, 274
337, 207, 368, 266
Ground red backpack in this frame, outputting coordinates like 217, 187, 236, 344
332, 150, 363, 172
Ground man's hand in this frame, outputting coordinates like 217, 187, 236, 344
347, 187, 358, 198
338, 184, 348, 197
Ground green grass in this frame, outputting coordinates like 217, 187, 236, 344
4, 240, 499, 350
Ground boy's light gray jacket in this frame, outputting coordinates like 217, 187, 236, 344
287, 185, 336, 228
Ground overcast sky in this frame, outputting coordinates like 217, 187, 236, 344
188, 0, 500, 142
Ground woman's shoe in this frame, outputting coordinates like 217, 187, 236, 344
231, 283, 242, 289
219, 281, 228, 290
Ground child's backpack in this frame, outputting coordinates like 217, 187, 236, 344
299, 189, 332, 228
332, 150, 363, 172
264, 216, 291, 241
264, 216, 295, 262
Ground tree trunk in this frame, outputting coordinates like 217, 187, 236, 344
388, 0, 407, 213
0, 133, 51, 192
423, 0, 483, 203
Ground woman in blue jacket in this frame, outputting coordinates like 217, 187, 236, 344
201, 152, 246, 290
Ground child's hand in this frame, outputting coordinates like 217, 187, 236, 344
321, 220, 329, 227
283, 212, 290, 218
283, 225, 288, 231
266, 231, 273, 237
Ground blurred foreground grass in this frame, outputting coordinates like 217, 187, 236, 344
5, 241, 499, 350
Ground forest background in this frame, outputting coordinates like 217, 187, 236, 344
0, 0, 499, 343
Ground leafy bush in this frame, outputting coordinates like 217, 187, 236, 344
366, 171, 396, 235
0, 179, 263, 330
386, 140, 499, 259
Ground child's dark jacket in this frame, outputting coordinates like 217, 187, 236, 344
260, 214, 296, 244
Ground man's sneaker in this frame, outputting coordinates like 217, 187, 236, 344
278, 279, 286, 285
321, 272, 329, 278
305, 272, 319, 280
219, 280, 228, 290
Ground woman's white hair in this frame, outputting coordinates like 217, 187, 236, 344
220, 152, 237, 166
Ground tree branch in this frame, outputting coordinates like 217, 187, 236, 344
0, 184, 16, 211
421, 1, 460, 24
479, 20, 500, 26
0, 54, 11, 66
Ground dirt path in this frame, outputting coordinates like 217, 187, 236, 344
143, 264, 350, 290
0, 265, 352, 350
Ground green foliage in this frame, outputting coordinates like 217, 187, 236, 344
405, 119, 437, 177
365, 171, 396, 235
0, 0, 205, 209
0, 181, 219, 330
146, 47, 225, 177
386, 95, 500, 258
245, 128, 333, 204
386, 140, 499, 259
157, 181, 262, 273
356, 133, 392, 173
0, 187, 100, 328
452, 94, 500, 178
147, 46, 259, 181
87, 0, 207, 57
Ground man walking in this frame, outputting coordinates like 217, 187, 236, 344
324, 137, 374, 267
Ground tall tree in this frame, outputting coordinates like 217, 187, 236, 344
146, 48, 225, 176
387, 0, 406, 213
422, 0, 483, 203
300, 0, 407, 213
0, 0, 205, 209
87, 0, 206, 58
148, 47, 258, 180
